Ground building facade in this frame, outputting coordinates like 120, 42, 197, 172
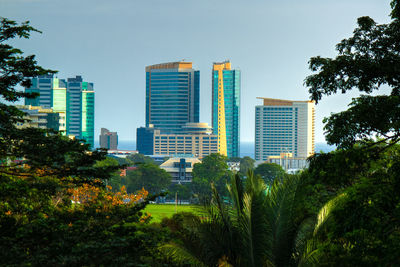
25, 75, 95, 148
160, 157, 201, 183
99, 128, 118, 150
145, 61, 200, 133
266, 153, 309, 172
136, 126, 157, 155
254, 97, 315, 161
212, 61, 240, 158
136, 123, 218, 158
66, 76, 95, 148
15, 105, 66, 132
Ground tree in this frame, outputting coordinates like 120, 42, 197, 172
254, 163, 285, 185
161, 172, 313, 267
167, 183, 192, 201
300, 146, 400, 266
239, 156, 255, 176
300, 1, 400, 265
124, 163, 171, 195
127, 153, 155, 165
0, 18, 55, 158
191, 153, 232, 200
305, 0, 400, 150
94, 156, 124, 190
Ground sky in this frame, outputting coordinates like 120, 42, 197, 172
1, 0, 393, 142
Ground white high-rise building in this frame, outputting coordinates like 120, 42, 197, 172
255, 97, 315, 161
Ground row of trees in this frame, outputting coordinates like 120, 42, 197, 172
104, 152, 285, 202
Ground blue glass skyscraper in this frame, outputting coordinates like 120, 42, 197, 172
145, 61, 200, 133
212, 61, 240, 158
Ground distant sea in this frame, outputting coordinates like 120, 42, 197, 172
96, 140, 335, 159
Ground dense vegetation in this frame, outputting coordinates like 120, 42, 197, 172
1, 0, 400, 265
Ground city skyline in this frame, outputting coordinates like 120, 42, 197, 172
2, 0, 392, 142
25, 74, 95, 147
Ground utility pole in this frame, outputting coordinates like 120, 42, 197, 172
175, 191, 178, 213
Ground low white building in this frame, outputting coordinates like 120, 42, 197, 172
160, 157, 201, 183
266, 153, 308, 171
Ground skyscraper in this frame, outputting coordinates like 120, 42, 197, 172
145, 61, 200, 133
66, 76, 95, 148
99, 128, 118, 150
25, 74, 95, 148
254, 97, 315, 161
212, 61, 240, 158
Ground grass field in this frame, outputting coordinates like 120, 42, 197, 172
145, 204, 199, 223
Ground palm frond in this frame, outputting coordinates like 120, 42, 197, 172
298, 239, 322, 267
299, 193, 347, 266
160, 242, 207, 267
264, 174, 303, 266
227, 173, 244, 217
234, 171, 269, 266
314, 193, 346, 236
293, 217, 316, 263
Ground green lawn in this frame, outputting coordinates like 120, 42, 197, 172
145, 204, 199, 223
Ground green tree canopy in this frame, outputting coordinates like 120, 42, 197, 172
124, 163, 171, 194
239, 156, 255, 175
191, 153, 232, 200
127, 153, 155, 165
167, 183, 192, 201
301, 1, 400, 265
254, 162, 285, 185
305, 0, 400, 149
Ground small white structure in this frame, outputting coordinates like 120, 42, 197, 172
227, 161, 240, 172
107, 150, 137, 158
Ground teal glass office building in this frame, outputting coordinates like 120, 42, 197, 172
212, 61, 240, 158
25, 75, 95, 148
145, 61, 199, 133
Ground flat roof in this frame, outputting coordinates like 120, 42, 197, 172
146, 61, 193, 71
257, 97, 314, 106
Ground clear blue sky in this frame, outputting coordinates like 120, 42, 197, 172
1, 0, 392, 142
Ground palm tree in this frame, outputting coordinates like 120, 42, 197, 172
162, 171, 314, 267
298, 193, 347, 266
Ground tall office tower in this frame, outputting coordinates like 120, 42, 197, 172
145, 61, 200, 133
25, 75, 95, 148
254, 98, 315, 161
66, 76, 95, 148
99, 128, 118, 150
25, 74, 65, 109
212, 61, 240, 158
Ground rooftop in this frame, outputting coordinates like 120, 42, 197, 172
146, 61, 193, 71
213, 60, 231, 71
257, 97, 314, 106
